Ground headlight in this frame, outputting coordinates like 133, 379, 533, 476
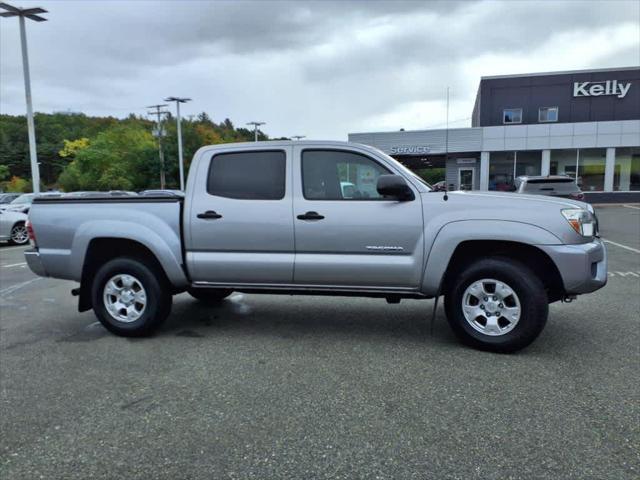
561, 208, 596, 237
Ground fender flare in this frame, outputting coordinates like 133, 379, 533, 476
70, 220, 188, 288
421, 219, 562, 296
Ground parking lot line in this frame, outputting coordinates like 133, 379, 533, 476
0, 245, 29, 252
1, 262, 27, 268
0, 278, 41, 297
603, 239, 640, 254
623, 204, 640, 210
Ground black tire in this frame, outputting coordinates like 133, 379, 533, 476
9, 222, 29, 245
91, 257, 172, 337
187, 288, 233, 304
444, 257, 548, 353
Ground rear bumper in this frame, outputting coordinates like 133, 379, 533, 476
539, 238, 607, 295
24, 249, 48, 277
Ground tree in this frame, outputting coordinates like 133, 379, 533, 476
0, 164, 9, 181
58, 124, 157, 191
59, 138, 90, 158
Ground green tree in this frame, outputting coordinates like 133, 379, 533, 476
58, 124, 157, 191
0, 164, 9, 181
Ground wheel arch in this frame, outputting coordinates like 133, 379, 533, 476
78, 237, 180, 312
422, 220, 565, 302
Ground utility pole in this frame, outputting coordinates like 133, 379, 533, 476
291, 135, 306, 141
165, 97, 191, 191
0, 3, 48, 193
147, 104, 169, 189
247, 121, 265, 142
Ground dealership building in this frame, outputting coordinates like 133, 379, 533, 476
349, 67, 640, 199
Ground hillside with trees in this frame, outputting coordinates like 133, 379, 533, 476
0, 112, 269, 192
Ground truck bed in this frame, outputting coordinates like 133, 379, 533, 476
27, 195, 186, 285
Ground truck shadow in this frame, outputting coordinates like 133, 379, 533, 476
162, 292, 459, 347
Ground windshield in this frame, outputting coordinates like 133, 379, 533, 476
10, 194, 34, 204
373, 148, 433, 190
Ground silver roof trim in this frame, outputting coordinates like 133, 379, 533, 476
480, 66, 639, 81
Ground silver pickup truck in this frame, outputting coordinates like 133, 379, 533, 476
25, 141, 607, 352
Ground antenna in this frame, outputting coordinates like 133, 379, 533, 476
443, 87, 449, 201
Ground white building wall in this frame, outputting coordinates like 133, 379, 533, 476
348, 120, 640, 192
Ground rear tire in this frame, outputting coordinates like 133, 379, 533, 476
188, 288, 233, 304
91, 257, 172, 337
444, 257, 548, 353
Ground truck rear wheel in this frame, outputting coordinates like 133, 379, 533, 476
444, 257, 548, 353
187, 288, 233, 304
91, 257, 172, 337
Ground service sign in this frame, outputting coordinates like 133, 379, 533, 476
390, 145, 430, 154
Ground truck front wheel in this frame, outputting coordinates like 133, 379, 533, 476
91, 257, 172, 337
444, 257, 548, 353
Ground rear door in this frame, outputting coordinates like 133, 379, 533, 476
292, 146, 425, 289
185, 146, 294, 284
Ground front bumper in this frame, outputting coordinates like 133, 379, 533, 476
539, 238, 607, 295
24, 249, 48, 277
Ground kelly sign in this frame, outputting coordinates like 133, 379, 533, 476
573, 80, 631, 99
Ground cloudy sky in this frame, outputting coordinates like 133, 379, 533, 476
1, 0, 639, 139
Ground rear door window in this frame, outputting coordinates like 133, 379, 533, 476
207, 150, 286, 200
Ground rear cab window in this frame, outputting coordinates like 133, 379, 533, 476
207, 150, 286, 200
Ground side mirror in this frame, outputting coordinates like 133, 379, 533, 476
376, 175, 415, 201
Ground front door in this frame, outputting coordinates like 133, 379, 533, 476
458, 167, 475, 190
292, 147, 424, 289
185, 146, 294, 284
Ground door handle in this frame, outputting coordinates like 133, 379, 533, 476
197, 210, 223, 219
297, 211, 325, 220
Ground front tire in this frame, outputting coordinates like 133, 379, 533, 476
9, 222, 29, 245
444, 257, 548, 353
91, 257, 172, 337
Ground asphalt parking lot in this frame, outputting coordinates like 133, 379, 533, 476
1, 205, 639, 479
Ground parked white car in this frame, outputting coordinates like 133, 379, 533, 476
0, 193, 35, 214
0, 210, 29, 245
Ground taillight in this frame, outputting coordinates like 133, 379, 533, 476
26, 220, 37, 247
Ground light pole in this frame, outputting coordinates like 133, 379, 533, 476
165, 97, 191, 191
0, 2, 47, 193
291, 135, 306, 141
246, 121, 265, 142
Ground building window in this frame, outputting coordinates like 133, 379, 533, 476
550, 148, 607, 192
614, 147, 640, 191
538, 107, 558, 123
207, 150, 286, 199
503, 108, 522, 124
489, 151, 541, 191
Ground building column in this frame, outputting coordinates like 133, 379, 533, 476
541, 149, 551, 176
480, 151, 490, 191
604, 147, 615, 192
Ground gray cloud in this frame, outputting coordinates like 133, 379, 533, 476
1, 0, 638, 138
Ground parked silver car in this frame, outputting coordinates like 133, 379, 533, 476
0, 209, 29, 245
515, 175, 586, 201
0, 193, 21, 205
1, 193, 35, 214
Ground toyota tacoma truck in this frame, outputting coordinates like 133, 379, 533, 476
24, 141, 607, 352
